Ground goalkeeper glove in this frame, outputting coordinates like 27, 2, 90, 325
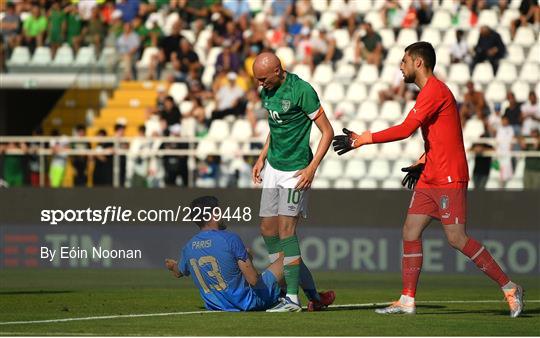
401, 162, 425, 190
332, 128, 373, 155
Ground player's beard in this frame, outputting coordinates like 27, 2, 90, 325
403, 72, 416, 84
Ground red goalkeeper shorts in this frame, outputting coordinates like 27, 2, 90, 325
408, 180, 468, 225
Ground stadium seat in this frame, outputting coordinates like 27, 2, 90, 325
519, 63, 539, 83
230, 119, 252, 141
478, 9, 498, 28
313, 63, 334, 85
356, 101, 379, 121
346, 82, 367, 103
511, 81, 531, 102
513, 159, 525, 179
446, 81, 462, 101
312, 179, 331, 189
495, 61, 518, 84
181, 117, 196, 137
333, 29, 351, 50
379, 28, 396, 49
397, 29, 418, 47
505, 179, 524, 189
320, 159, 344, 179
342, 45, 356, 64
180, 100, 194, 115
206, 47, 223, 68
486, 177, 502, 190
355, 0, 372, 13
472, 62, 494, 84
380, 101, 402, 122
485, 81, 507, 102
355, 64, 379, 83
431, 10, 452, 30
196, 139, 217, 160
195, 28, 212, 50
448, 63, 470, 84
404, 139, 424, 159
501, 8, 520, 27
98, 47, 116, 67
335, 63, 356, 82
52, 45, 74, 66
206, 120, 230, 140
344, 159, 366, 179
507, 44, 525, 65
201, 65, 216, 88
369, 83, 389, 101
381, 179, 402, 189
364, 10, 384, 30
466, 28, 480, 49
276, 46, 295, 69
380, 64, 397, 84
30, 46, 51, 66
386, 46, 404, 65
333, 178, 355, 189
254, 120, 269, 142
514, 26, 535, 46
391, 159, 413, 179
436, 46, 451, 67
420, 28, 441, 47
137, 47, 158, 68
527, 44, 539, 63
169, 82, 188, 104
379, 142, 402, 159
7, 46, 30, 66
346, 120, 367, 133
355, 143, 378, 159
463, 116, 485, 142
324, 83, 345, 104
319, 12, 338, 31
181, 29, 196, 44
370, 120, 389, 132
334, 101, 356, 120
74, 46, 96, 66
434, 65, 447, 80
403, 100, 415, 116
497, 27, 512, 46
292, 64, 311, 83
357, 178, 378, 189
367, 159, 390, 180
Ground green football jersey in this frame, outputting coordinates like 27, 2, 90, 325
260, 72, 321, 171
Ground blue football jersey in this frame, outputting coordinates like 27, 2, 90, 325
178, 229, 257, 311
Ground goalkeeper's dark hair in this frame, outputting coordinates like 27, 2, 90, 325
190, 196, 220, 228
404, 42, 436, 71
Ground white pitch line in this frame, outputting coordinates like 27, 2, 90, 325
1, 300, 539, 326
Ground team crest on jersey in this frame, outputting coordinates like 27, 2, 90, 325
281, 100, 291, 112
440, 195, 449, 210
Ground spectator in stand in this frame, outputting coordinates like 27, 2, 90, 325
511, 0, 540, 39
521, 91, 540, 136
246, 88, 267, 136
126, 125, 150, 188
162, 123, 189, 187
504, 91, 523, 136
488, 102, 503, 136
49, 129, 68, 188
415, 0, 434, 27
116, 22, 140, 80
152, 20, 184, 80
65, 4, 84, 55
1, 2, 21, 58
460, 81, 489, 125
265, 0, 293, 28
133, 15, 162, 49
295, 0, 316, 24
496, 115, 515, 182
470, 133, 494, 190
93, 129, 113, 186
335, 0, 359, 36
170, 38, 201, 83
354, 22, 383, 67
2, 142, 27, 187
71, 124, 89, 187
520, 128, 540, 189
114, 122, 128, 187
471, 25, 506, 74
381, 0, 404, 31
27, 128, 43, 187
160, 96, 182, 129
267, 18, 289, 50
378, 68, 419, 103
223, 0, 251, 21
23, 5, 47, 54
84, 6, 106, 56
184, 97, 209, 137
215, 39, 241, 73
450, 29, 471, 64
211, 72, 246, 121
116, 0, 140, 23
310, 28, 342, 69
47, 1, 65, 59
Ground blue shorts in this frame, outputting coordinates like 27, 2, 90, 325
246, 269, 281, 311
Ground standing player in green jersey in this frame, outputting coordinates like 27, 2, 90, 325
251, 52, 335, 312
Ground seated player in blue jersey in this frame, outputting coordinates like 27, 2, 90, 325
165, 196, 334, 312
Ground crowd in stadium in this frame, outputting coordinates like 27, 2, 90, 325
0, 0, 539, 189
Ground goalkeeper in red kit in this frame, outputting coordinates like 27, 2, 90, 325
333, 42, 524, 317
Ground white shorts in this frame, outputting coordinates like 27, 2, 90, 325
259, 160, 309, 218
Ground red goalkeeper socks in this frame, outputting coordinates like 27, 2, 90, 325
462, 238, 510, 287
402, 240, 423, 297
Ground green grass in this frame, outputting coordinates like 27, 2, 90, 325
0, 269, 538, 336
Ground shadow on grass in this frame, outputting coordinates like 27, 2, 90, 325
325, 304, 446, 312
0, 290, 74, 296
417, 306, 540, 317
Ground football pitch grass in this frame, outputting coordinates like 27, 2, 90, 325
0, 269, 538, 336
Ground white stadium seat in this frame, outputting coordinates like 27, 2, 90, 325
514, 26, 535, 46
478, 9, 498, 28
466, 28, 480, 49
519, 63, 539, 83
334, 178, 355, 189
219, 140, 240, 160
312, 178, 331, 189
137, 46, 158, 68
463, 117, 485, 142
527, 44, 539, 63
507, 45, 525, 65
381, 179, 402, 189
380, 101, 402, 122
485, 81, 507, 102
168, 82, 188, 104
206, 120, 230, 140
196, 139, 217, 160
335, 63, 356, 82
448, 63, 470, 84
355, 64, 379, 83
495, 61, 518, 84
379, 142, 402, 159
431, 10, 452, 29
333, 29, 351, 50
367, 159, 391, 179
420, 28, 441, 47
52, 45, 74, 66
344, 159, 366, 179
368, 82, 389, 101
397, 29, 418, 47
292, 63, 311, 83
230, 119, 252, 141
436, 46, 451, 67
324, 83, 345, 104
276, 46, 295, 69
346, 82, 367, 103
380, 64, 398, 84
335, 101, 356, 120
442, 29, 457, 47
386, 46, 404, 65
320, 159, 343, 180
472, 62, 494, 84
501, 9, 520, 27
379, 29, 396, 49
511, 81, 531, 102
404, 139, 424, 159
391, 159, 414, 179
356, 101, 379, 121
313, 63, 334, 85
358, 178, 378, 189
355, 0, 372, 13
364, 10, 384, 30
346, 120, 367, 133
370, 120, 390, 133
30, 46, 51, 66
7, 46, 30, 66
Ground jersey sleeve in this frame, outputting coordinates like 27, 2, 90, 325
178, 247, 190, 276
228, 233, 249, 262
408, 90, 441, 125
296, 81, 322, 120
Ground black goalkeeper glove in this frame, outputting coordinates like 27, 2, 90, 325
401, 163, 425, 190
332, 128, 372, 155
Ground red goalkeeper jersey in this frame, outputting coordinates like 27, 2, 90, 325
409, 76, 469, 184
